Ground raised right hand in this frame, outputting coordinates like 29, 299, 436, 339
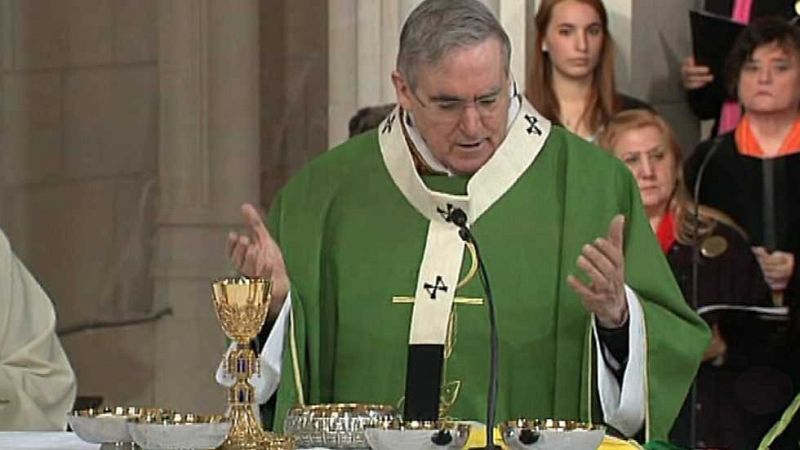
681, 56, 714, 90
227, 203, 289, 319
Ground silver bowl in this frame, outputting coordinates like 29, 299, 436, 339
364, 420, 471, 450
283, 403, 397, 448
127, 412, 231, 450
501, 419, 605, 450
68, 406, 165, 448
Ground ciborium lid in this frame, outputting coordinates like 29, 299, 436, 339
212, 276, 271, 343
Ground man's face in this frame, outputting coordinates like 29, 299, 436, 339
392, 38, 510, 175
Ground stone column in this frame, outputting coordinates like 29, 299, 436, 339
497, 0, 528, 87
155, 0, 260, 412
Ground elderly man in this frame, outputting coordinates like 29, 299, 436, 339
225, 0, 708, 441
0, 229, 76, 430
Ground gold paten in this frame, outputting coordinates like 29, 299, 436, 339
701, 235, 728, 258
212, 276, 294, 450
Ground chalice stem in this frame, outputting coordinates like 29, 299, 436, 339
222, 345, 272, 450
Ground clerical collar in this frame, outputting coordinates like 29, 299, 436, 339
403, 79, 523, 176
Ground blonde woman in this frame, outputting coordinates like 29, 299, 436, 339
599, 109, 769, 450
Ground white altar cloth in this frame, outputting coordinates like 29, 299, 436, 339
0, 432, 99, 450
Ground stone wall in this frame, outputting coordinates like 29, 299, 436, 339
0, 0, 159, 408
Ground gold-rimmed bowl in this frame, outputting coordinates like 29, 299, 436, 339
363, 419, 471, 450
283, 403, 397, 448
68, 406, 166, 448
127, 412, 231, 450
500, 419, 605, 450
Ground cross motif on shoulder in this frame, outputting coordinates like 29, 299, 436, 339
524, 114, 542, 136
382, 112, 396, 134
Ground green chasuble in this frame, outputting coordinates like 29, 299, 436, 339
266, 103, 708, 441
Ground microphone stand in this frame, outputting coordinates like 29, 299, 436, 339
690, 136, 723, 449
448, 209, 501, 450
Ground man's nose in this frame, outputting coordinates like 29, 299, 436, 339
458, 105, 483, 136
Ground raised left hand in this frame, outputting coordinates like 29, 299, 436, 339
567, 214, 628, 328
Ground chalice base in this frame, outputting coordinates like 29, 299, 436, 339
221, 405, 294, 450
221, 404, 268, 450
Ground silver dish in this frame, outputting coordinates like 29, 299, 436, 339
127, 412, 231, 450
68, 406, 164, 448
283, 403, 397, 448
363, 419, 470, 450
501, 419, 605, 450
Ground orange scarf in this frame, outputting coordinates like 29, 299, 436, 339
735, 115, 800, 158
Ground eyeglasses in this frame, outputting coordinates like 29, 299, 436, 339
410, 83, 509, 124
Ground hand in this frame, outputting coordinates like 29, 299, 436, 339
568, 215, 628, 328
702, 323, 727, 364
681, 56, 714, 90
752, 247, 795, 291
227, 203, 290, 319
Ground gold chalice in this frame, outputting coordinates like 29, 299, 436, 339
212, 276, 293, 450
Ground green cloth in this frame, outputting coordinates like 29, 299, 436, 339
267, 126, 709, 441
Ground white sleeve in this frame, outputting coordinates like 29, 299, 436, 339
592, 285, 646, 437
215, 293, 292, 404
0, 232, 77, 431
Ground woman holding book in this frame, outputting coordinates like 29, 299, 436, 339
681, 0, 798, 135
685, 17, 800, 449
686, 18, 800, 315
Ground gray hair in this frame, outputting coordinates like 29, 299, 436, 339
397, 0, 511, 88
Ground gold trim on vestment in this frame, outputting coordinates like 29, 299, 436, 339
289, 308, 305, 406
392, 297, 483, 305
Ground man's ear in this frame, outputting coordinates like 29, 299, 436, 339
391, 70, 414, 111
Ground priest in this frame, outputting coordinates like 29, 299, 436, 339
224, 0, 708, 441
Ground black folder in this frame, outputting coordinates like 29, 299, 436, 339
689, 9, 746, 99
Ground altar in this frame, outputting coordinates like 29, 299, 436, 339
0, 432, 98, 450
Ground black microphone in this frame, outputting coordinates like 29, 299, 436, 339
446, 207, 501, 450
447, 208, 470, 242
688, 135, 723, 448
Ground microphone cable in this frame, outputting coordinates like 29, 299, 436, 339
689, 135, 724, 448
448, 208, 501, 449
